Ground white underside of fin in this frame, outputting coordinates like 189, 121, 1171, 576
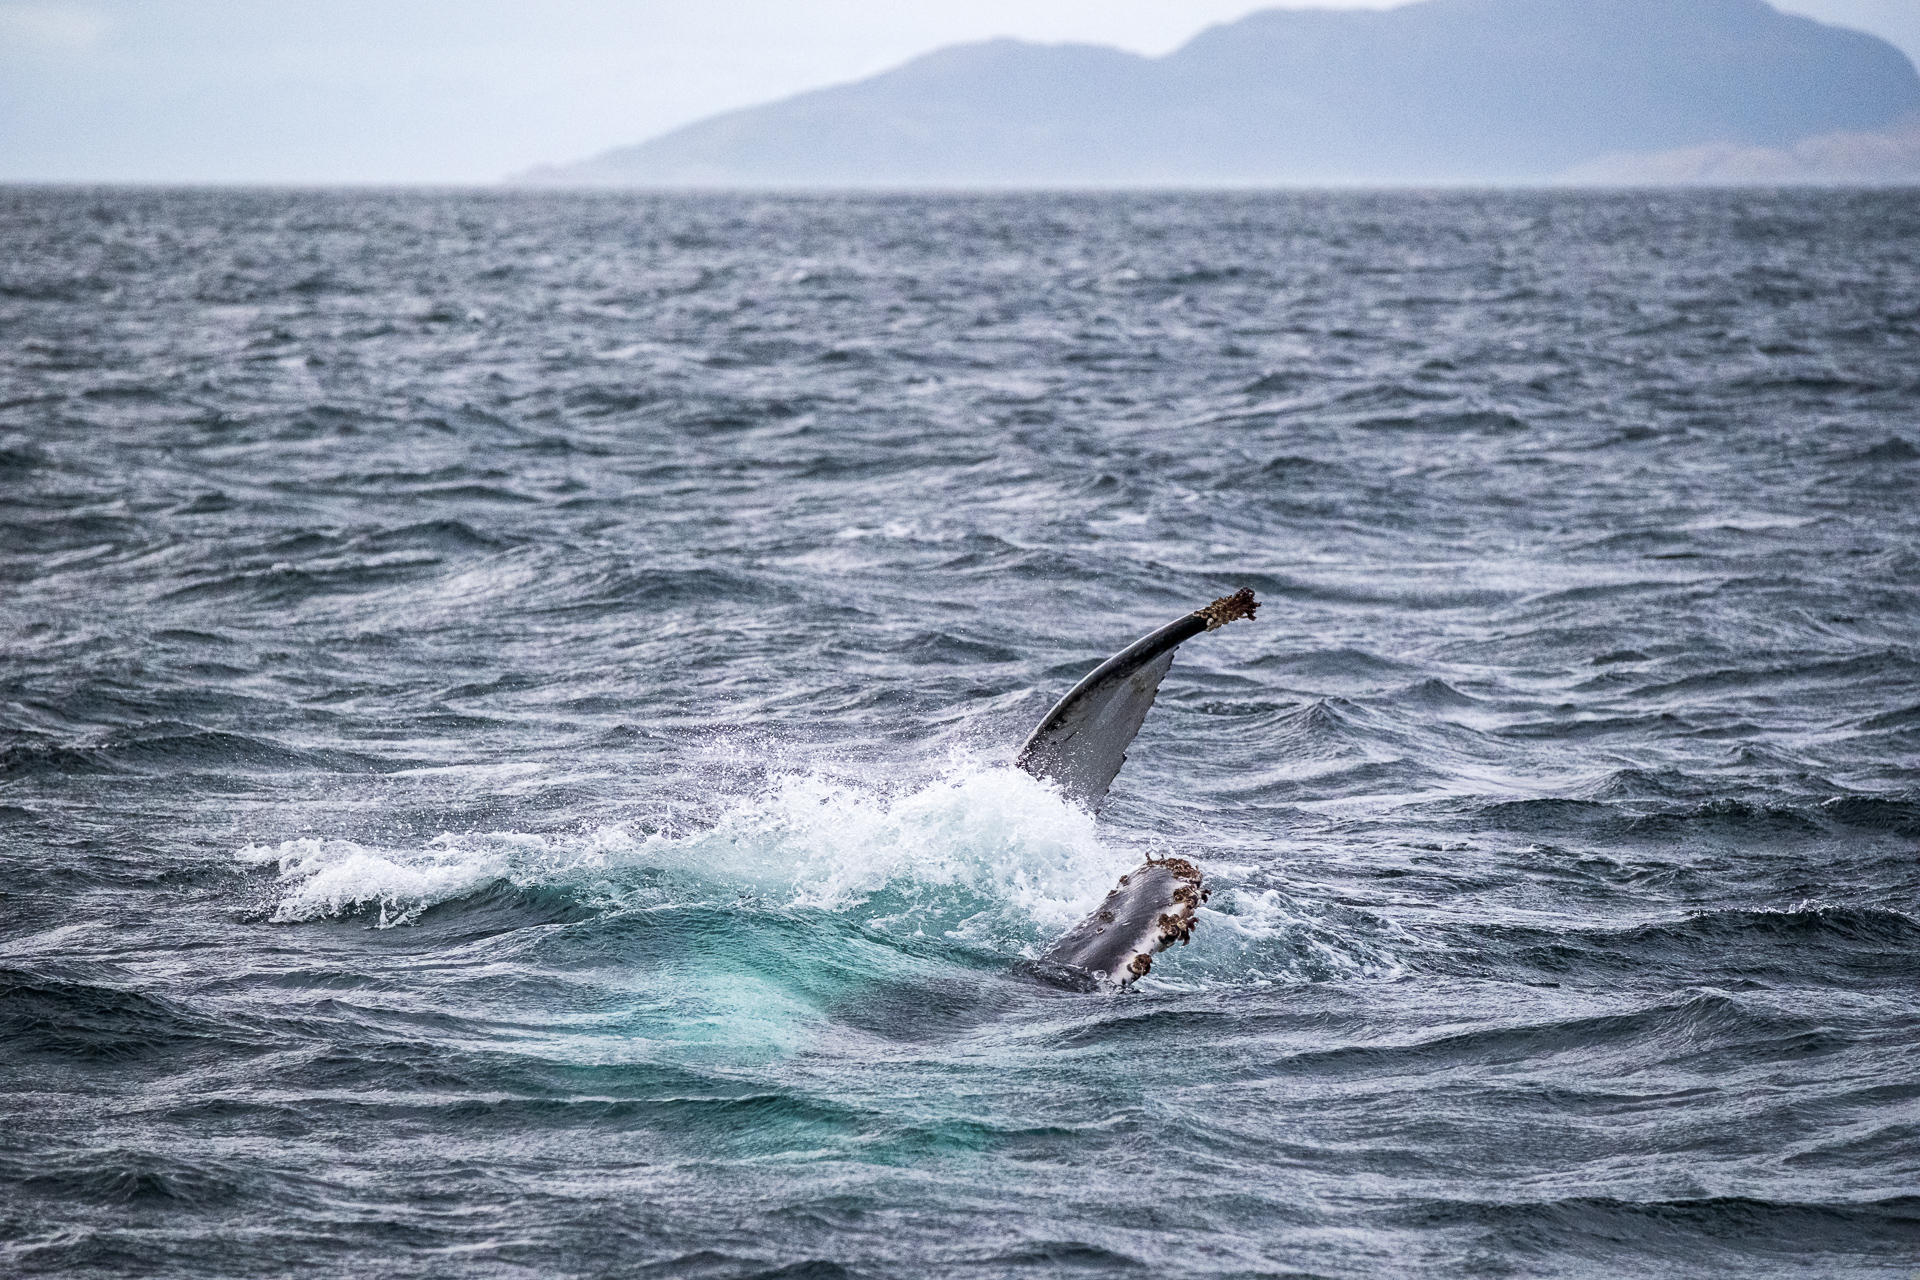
1023, 648, 1176, 808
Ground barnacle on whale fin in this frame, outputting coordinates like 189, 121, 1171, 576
1198, 587, 1260, 631
1158, 857, 1201, 881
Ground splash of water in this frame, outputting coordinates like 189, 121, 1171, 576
239, 763, 1123, 934
238, 760, 1409, 985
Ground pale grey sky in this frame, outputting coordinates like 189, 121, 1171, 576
1, 0, 1914, 182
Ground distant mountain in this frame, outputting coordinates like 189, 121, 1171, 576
523, 0, 1920, 187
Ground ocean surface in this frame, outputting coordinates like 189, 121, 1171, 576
2, 187, 1917, 1279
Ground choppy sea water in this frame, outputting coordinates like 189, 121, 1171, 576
2, 187, 1917, 1278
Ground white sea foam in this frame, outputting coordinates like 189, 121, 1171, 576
681, 764, 1124, 934
236, 830, 607, 927
238, 761, 1128, 937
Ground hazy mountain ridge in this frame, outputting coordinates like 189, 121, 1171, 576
1569, 118, 1920, 183
524, 0, 1920, 187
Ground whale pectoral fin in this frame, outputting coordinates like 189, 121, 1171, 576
1014, 588, 1258, 810
1016, 648, 1176, 809
1038, 858, 1206, 990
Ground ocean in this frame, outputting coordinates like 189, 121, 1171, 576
2, 187, 1916, 1278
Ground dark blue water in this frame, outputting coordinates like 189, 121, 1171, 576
3, 187, 1918, 1279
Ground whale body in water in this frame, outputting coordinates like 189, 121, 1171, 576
1017, 588, 1258, 989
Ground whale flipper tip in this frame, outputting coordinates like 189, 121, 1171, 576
1198, 587, 1260, 631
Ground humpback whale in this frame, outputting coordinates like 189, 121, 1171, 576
1018, 588, 1259, 989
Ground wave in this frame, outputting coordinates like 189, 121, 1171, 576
1478, 785, 1920, 842
1499, 712, 1683, 741
0, 968, 254, 1064
1396, 677, 1485, 710
1475, 797, 1613, 831
1858, 436, 1919, 463
1631, 651, 1920, 703
1, 730, 391, 779
1245, 649, 1423, 688
1467, 907, 1920, 987
0, 1147, 322, 1210
527, 563, 801, 617
1818, 794, 1920, 835
1402, 1192, 1920, 1262
1623, 799, 1825, 839
1574, 768, 1724, 802
1256, 992, 1842, 1082
160, 560, 447, 605
1353, 409, 1529, 434
0, 435, 51, 473
1856, 703, 1920, 732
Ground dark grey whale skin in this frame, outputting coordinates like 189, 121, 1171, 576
1016, 590, 1256, 988
1037, 859, 1207, 990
